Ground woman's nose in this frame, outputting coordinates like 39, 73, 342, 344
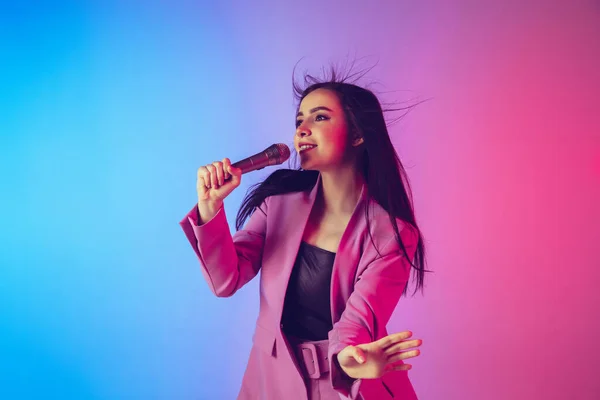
296, 125, 310, 138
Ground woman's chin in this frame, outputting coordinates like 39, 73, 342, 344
300, 160, 318, 171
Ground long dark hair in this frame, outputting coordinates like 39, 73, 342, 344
235, 67, 429, 296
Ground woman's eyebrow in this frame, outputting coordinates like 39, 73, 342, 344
296, 106, 333, 117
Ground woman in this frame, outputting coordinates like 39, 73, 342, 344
179, 73, 427, 399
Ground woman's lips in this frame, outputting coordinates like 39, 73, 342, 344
299, 146, 317, 153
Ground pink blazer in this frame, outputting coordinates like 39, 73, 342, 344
179, 173, 419, 400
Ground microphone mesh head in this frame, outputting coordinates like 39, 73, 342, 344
274, 143, 291, 163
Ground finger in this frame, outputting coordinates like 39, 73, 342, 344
197, 178, 208, 194
197, 167, 209, 190
206, 164, 218, 188
388, 349, 421, 364
376, 331, 413, 349
228, 165, 242, 185
228, 164, 242, 176
212, 161, 224, 186
198, 167, 211, 189
353, 347, 366, 364
385, 363, 412, 372
222, 158, 231, 180
384, 339, 423, 355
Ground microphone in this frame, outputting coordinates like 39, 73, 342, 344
230, 143, 291, 175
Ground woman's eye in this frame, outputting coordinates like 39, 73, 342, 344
295, 120, 303, 128
315, 114, 329, 121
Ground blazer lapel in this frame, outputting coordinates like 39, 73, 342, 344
273, 173, 322, 311
330, 182, 369, 323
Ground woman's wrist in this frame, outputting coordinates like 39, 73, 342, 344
197, 200, 223, 224
335, 352, 357, 380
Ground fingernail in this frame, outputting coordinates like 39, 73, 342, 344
359, 357, 365, 363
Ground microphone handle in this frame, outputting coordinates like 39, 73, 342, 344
231, 153, 270, 174
224, 144, 289, 181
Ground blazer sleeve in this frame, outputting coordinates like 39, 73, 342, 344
178, 198, 269, 298
327, 222, 419, 399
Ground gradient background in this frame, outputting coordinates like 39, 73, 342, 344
1, 1, 599, 399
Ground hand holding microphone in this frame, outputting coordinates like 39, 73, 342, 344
196, 143, 290, 223
197, 157, 242, 203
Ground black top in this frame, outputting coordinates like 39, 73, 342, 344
280, 241, 336, 341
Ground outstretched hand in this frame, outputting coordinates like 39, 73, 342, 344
336, 331, 422, 379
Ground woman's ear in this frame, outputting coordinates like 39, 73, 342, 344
352, 136, 364, 147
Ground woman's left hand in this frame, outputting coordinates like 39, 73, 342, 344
336, 331, 422, 379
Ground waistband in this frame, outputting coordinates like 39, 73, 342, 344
288, 335, 331, 380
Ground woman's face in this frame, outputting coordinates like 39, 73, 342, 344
294, 88, 353, 171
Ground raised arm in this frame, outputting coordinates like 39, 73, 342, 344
179, 198, 268, 297
179, 157, 267, 297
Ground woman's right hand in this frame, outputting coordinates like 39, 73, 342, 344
197, 158, 242, 219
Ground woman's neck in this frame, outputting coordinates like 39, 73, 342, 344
316, 167, 364, 217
